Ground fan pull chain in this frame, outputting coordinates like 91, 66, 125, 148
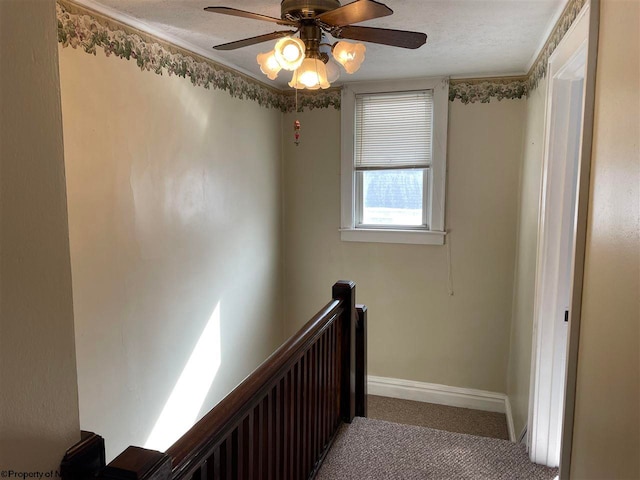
294, 119, 301, 146
294, 89, 301, 146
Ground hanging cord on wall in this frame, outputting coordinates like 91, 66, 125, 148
294, 89, 301, 146
446, 229, 454, 296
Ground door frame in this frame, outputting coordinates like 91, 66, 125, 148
527, 0, 599, 474
558, 1, 599, 477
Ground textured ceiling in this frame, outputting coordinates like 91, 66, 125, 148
75, 0, 567, 88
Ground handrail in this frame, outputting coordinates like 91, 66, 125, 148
166, 298, 343, 478
97, 281, 362, 480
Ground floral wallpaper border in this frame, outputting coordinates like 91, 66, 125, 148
57, 0, 586, 107
449, 77, 528, 104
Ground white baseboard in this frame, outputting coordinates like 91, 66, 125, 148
368, 375, 516, 442
504, 396, 516, 443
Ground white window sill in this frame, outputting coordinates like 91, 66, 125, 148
340, 228, 446, 245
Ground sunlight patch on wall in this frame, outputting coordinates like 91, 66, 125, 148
177, 81, 210, 134
144, 302, 222, 451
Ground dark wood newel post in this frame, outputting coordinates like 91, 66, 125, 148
355, 305, 368, 418
61, 431, 106, 480
332, 280, 356, 424
100, 447, 171, 480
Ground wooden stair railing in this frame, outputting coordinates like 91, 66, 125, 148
80, 281, 366, 480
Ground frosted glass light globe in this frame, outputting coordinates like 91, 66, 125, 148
289, 58, 330, 90
274, 37, 306, 71
257, 50, 282, 80
332, 41, 366, 74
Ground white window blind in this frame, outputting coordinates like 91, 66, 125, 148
355, 90, 433, 169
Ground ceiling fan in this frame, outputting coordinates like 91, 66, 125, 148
204, 0, 428, 89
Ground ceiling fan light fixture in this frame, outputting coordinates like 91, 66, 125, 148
274, 36, 306, 71
209, 1, 428, 90
332, 41, 366, 74
289, 57, 330, 90
257, 50, 282, 80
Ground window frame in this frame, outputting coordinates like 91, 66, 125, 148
340, 77, 449, 245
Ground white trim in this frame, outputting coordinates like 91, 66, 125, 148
340, 77, 449, 245
340, 228, 446, 245
449, 71, 527, 80
519, 425, 528, 445
368, 375, 515, 441
504, 396, 516, 443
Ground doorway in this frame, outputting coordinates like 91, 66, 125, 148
528, 1, 597, 472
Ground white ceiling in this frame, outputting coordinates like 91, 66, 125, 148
76, 0, 567, 88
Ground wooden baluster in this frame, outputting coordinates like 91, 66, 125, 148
237, 423, 244, 480
295, 362, 300, 479
244, 412, 253, 479
196, 458, 207, 480
223, 436, 232, 480
324, 326, 329, 446
311, 348, 316, 477
306, 346, 312, 476
212, 444, 221, 480
313, 329, 329, 459
309, 346, 320, 470
331, 317, 344, 430
232, 430, 239, 480
320, 336, 325, 449
312, 343, 317, 471
288, 365, 294, 480
295, 359, 302, 479
275, 381, 282, 480
323, 327, 329, 447
210, 448, 216, 480
255, 403, 262, 480
282, 375, 288, 480
330, 322, 335, 432
263, 394, 270, 480
329, 318, 340, 430
313, 343, 318, 472
333, 281, 356, 424
287, 369, 294, 480
356, 305, 368, 418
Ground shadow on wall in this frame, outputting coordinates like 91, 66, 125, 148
144, 301, 222, 451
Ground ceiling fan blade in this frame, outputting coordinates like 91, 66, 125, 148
315, 0, 392, 26
213, 30, 297, 51
204, 7, 297, 26
334, 25, 427, 49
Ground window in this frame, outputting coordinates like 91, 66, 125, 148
341, 78, 449, 245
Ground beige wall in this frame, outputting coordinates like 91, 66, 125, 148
0, 0, 80, 470
283, 100, 525, 393
506, 75, 548, 437
59, 46, 284, 461
570, 0, 640, 477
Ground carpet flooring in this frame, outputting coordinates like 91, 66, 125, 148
316, 417, 559, 480
368, 395, 510, 440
